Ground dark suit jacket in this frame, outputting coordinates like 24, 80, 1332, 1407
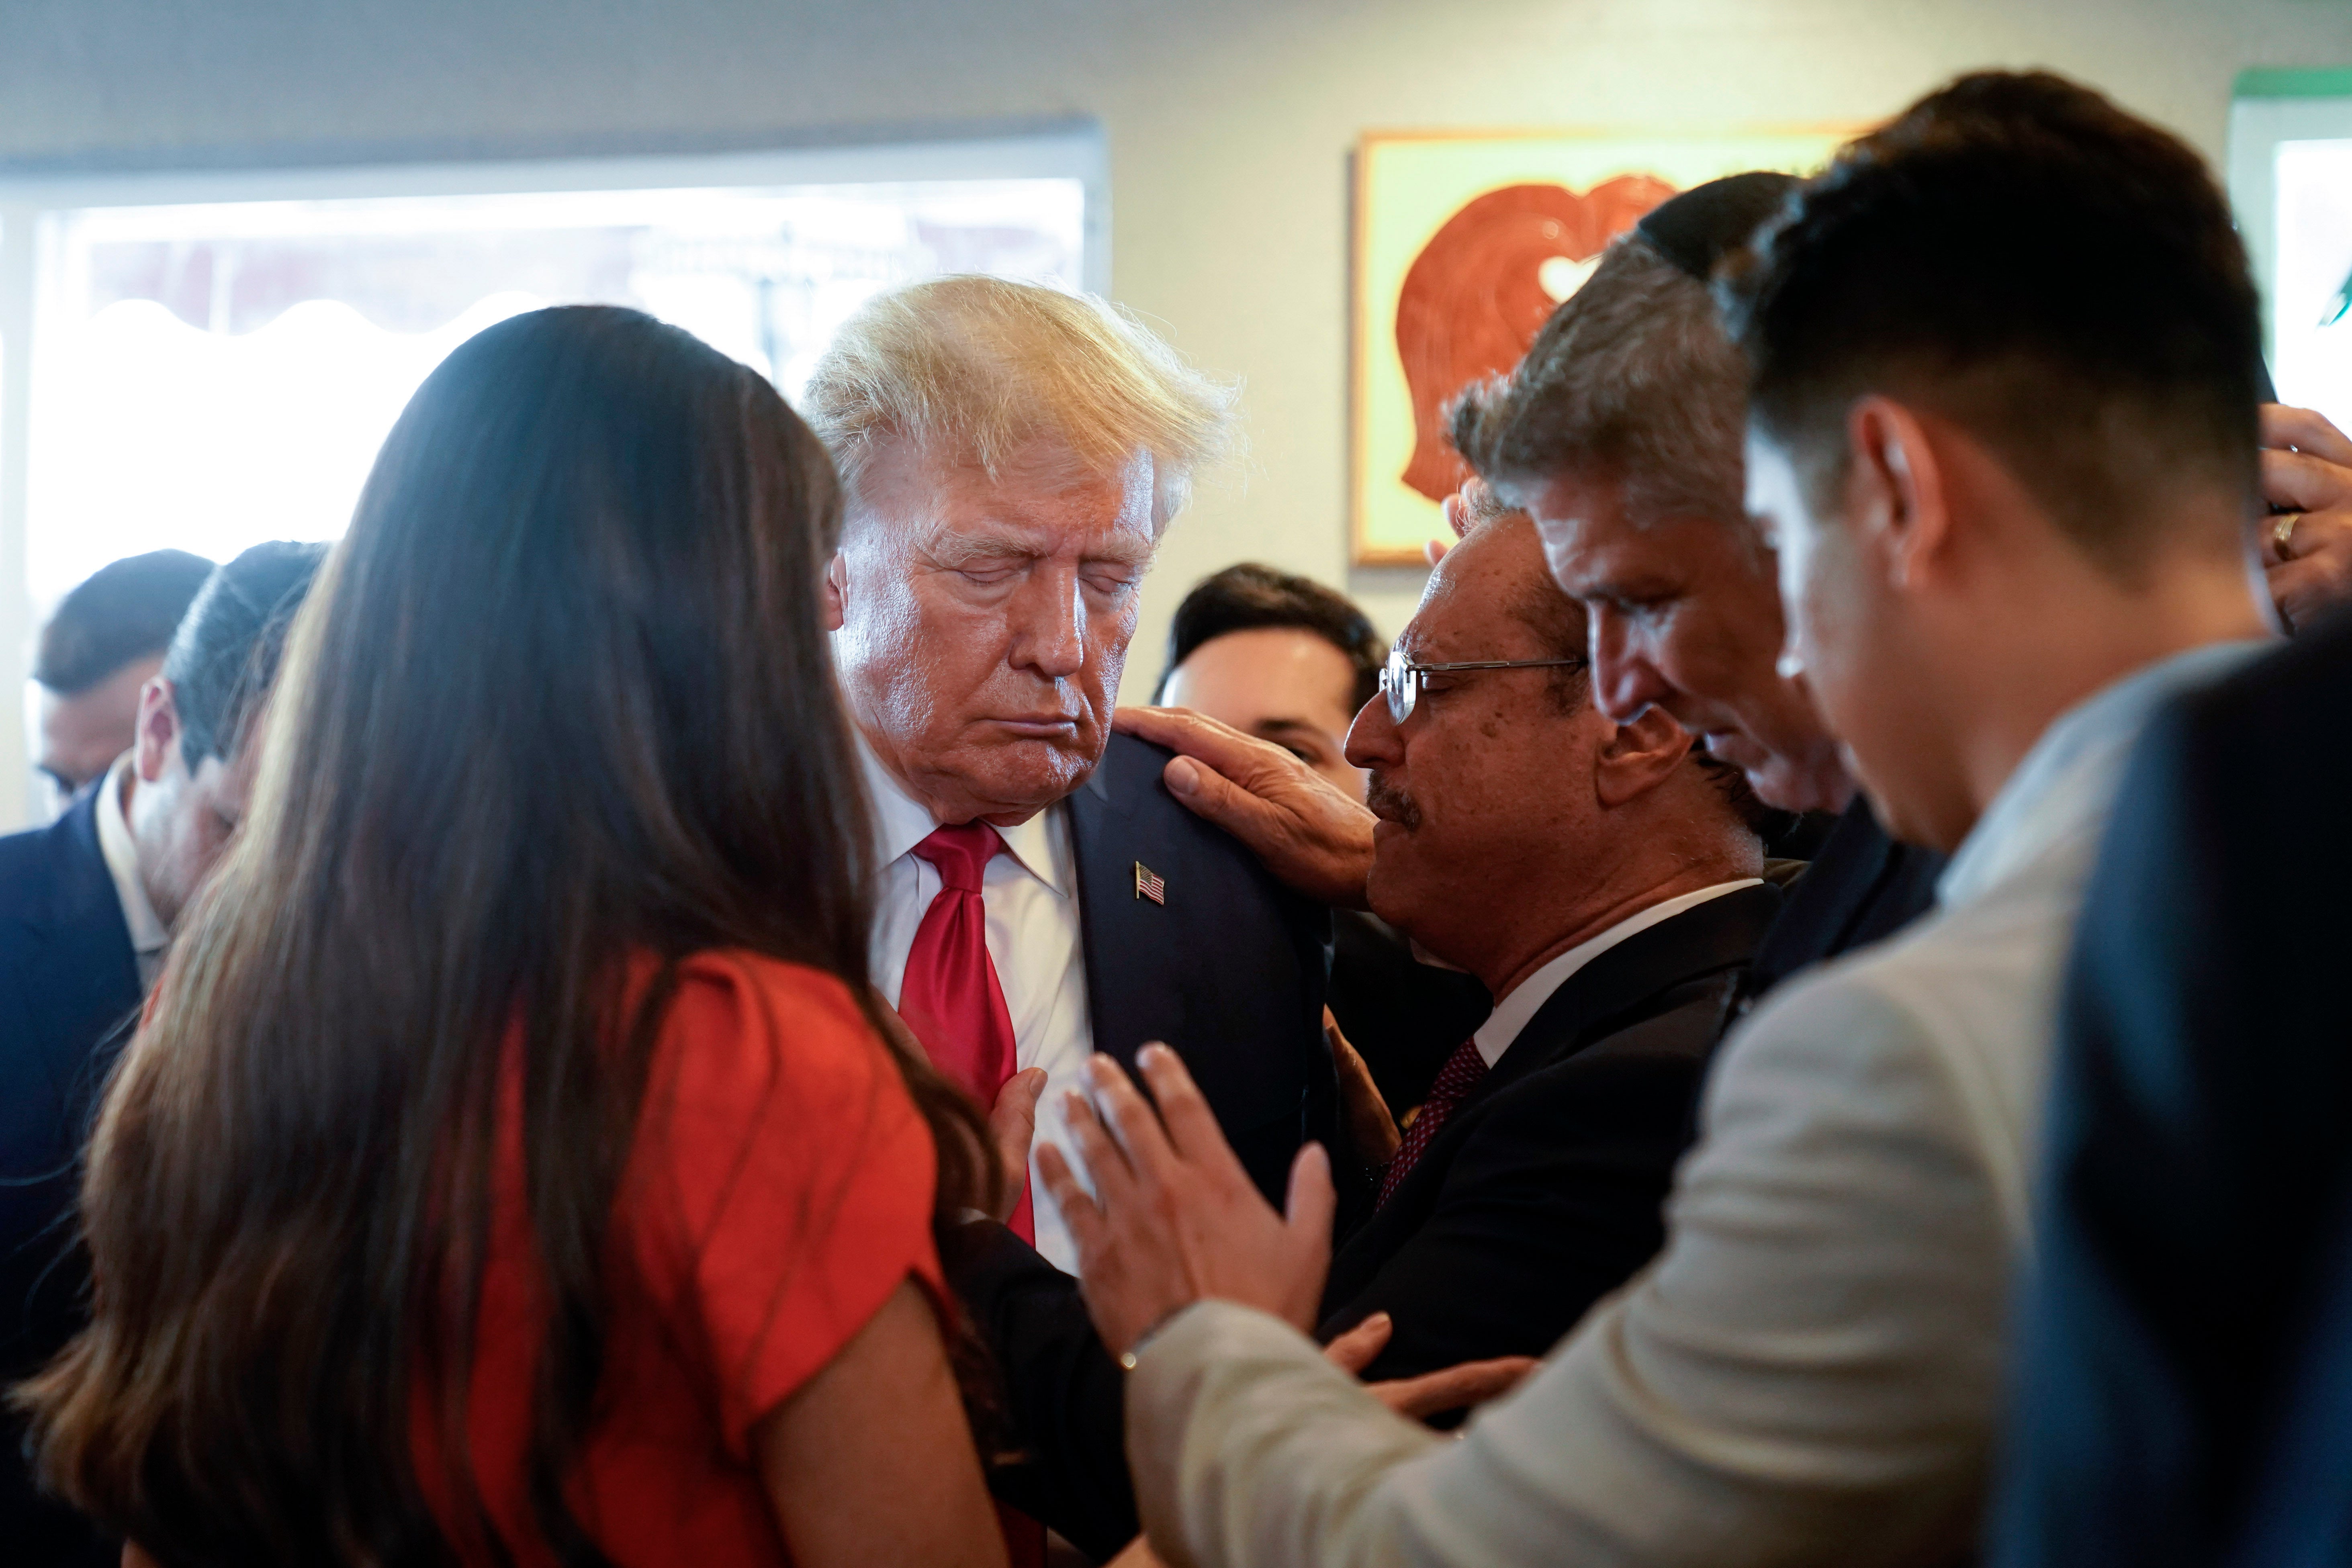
1992, 614, 2352, 1568
1317, 881, 1783, 1382
1327, 908, 1491, 1115
951, 880, 1781, 1559
1061, 732, 1339, 1209
0, 787, 141, 1568
1737, 796, 1943, 1010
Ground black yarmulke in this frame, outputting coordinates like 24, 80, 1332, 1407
1634, 171, 1800, 283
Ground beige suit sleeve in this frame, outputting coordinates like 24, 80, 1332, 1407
1125, 970, 2017, 1568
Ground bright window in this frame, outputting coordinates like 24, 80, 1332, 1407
2229, 71, 2352, 425
0, 130, 1102, 825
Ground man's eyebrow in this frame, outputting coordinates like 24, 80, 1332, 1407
924, 531, 1044, 568
1081, 535, 1156, 569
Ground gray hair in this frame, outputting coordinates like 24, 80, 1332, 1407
1449, 233, 1747, 527
804, 275, 1238, 528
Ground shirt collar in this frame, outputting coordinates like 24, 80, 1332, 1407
853, 728, 1070, 898
1471, 878, 1763, 1068
94, 752, 168, 959
1937, 638, 2272, 910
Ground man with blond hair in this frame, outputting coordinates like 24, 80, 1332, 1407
805, 276, 1342, 1554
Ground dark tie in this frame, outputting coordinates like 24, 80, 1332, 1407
1375, 1036, 1489, 1208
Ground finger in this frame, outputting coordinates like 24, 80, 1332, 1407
1423, 538, 1448, 566
1085, 1054, 1188, 1192
1371, 1356, 1542, 1421
1035, 1141, 1107, 1248
1059, 1085, 1145, 1216
1321, 1311, 1393, 1374
2269, 548, 2352, 631
993, 1065, 1048, 1122
2263, 403, 2352, 468
1282, 1141, 1337, 1244
2259, 447, 2352, 517
1161, 755, 1312, 864
1118, 705, 1310, 789
1134, 1044, 1253, 1183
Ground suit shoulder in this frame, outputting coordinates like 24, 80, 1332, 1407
0, 805, 94, 922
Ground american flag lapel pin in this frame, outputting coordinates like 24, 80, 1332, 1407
1133, 861, 1166, 904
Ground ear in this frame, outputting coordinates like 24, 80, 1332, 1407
1845, 395, 1953, 593
1593, 704, 1695, 810
821, 552, 848, 633
133, 677, 182, 785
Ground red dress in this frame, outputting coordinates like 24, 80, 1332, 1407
414, 953, 944, 1567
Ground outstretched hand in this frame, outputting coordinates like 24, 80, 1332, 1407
2260, 404, 2352, 630
1036, 1046, 1334, 1356
1112, 706, 1376, 910
1321, 1311, 1540, 1422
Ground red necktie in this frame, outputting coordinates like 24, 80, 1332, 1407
1375, 1037, 1489, 1208
898, 823, 1046, 1568
897, 822, 1031, 1246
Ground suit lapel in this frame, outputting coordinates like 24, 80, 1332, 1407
1462, 882, 1785, 1109
1064, 734, 1147, 1073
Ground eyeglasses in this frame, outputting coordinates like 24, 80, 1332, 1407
1379, 644, 1588, 724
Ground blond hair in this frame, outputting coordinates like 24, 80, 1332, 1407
804, 275, 1238, 526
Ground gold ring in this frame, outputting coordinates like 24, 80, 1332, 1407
2275, 511, 2303, 560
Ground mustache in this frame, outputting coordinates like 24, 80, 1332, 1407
1366, 771, 1421, 829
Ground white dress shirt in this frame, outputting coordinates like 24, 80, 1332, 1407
859, 737, 1095, 1272
93, 752, 168, 990
1471, 880, 1763, 1069
1124, 639, 2268, 1568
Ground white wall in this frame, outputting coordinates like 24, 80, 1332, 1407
4, 0, 2346, 790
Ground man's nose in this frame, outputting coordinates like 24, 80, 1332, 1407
1589, 611, 1674, 725
1009, 573, 1086, 680
1344, 693, 1399, 769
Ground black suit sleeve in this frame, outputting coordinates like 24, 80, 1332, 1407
940, 1221, 1137, 1560
1317, 1032, 1706, 1384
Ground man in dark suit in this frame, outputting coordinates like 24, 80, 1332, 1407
1991, 609, 2352, 1568
804, 274, 1333, 1272
1152, 561, 1493, 1118
0, 540, 325, 1568
961, 505, 1779, 1558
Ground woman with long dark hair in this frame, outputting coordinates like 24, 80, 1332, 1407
17, 306, 1010, 1568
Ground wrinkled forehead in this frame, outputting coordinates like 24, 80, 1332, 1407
1404, 513, 1577, 654
853, 432, 1164, 554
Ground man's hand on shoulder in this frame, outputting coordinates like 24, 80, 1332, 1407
1113, 705, 1376, 910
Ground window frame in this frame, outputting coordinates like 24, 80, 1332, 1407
0, 125, 1107, 828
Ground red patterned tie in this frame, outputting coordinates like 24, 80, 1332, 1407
898, 823, 1045, 1568
1375, 1037, 1489, 1208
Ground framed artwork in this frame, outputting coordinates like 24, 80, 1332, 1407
1350, 127, 1858, 566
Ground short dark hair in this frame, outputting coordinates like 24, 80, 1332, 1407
1156, 563, 1387, 714
162, 541, 330, 768
1720, 71, 2263, 574
1450, 234, 1749, 525
34, 550, 216, 695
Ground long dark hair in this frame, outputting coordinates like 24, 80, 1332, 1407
16, 305, 997, 1565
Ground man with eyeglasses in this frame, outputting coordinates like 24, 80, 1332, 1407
1287, 495, 1781, 1386
964, 495, 1783, 1562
